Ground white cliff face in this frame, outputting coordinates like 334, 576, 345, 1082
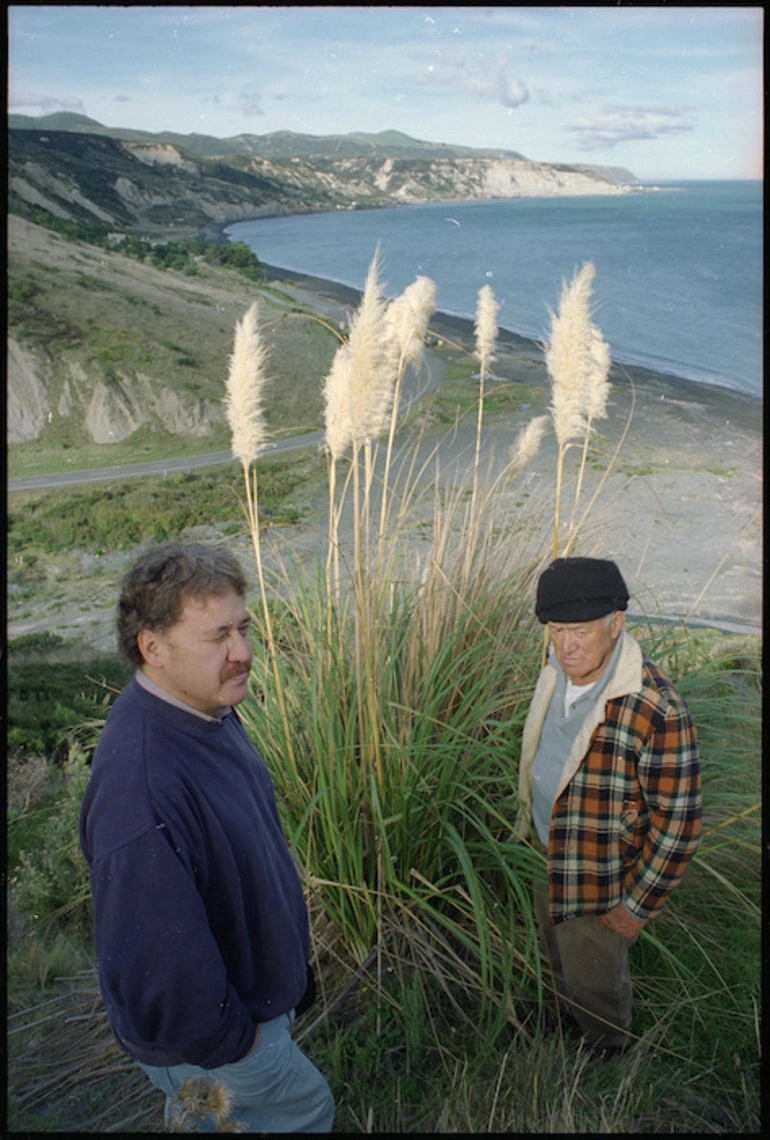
380, 158, 629, 202
82, 374, 223, 443
154, 386, 224, 437
119, 142, 199, 173
8, 339, 50, 442
8, 254, 228, 445
480, 161, 617, 197
85, 373, 152, 443
242, 154, 636, 209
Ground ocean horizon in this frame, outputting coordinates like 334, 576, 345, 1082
227, 181, 762, 401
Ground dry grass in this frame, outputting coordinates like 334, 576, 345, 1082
8, 975, 162, 1132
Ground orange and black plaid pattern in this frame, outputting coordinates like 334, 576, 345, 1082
547, 657, 701, 925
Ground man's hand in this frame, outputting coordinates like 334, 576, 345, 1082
599, 903, 646, 940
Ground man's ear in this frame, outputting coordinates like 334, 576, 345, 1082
611, 610, 626, 639
137, 628, 164, 669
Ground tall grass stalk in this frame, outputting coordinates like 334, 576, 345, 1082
380, 274, 437, 542
321, 254, 438, 797
471, 284, 499, 520
225, 301, 295, 771
543, 261, 610, 559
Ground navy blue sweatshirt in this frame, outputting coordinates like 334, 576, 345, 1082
79, 679, 310, 1069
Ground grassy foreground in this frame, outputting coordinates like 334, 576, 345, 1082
6, 621, 761, 1132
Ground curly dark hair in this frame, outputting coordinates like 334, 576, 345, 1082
117, 542, 248, 667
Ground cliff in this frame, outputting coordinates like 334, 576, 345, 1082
8, 121, 639, 239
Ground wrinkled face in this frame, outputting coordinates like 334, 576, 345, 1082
138, 589, 253, 716
547, 611, 625, 686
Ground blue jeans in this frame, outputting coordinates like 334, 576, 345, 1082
137, 1011, 334, 1133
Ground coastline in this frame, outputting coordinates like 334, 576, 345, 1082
260, 260, 762, 428
259, 259, 762, 636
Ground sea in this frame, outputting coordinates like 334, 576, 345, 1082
227, 181, 762, 401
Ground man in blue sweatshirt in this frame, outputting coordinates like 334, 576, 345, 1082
79, 542, 334, 1132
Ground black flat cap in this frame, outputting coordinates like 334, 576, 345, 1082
535, 557, 629, 623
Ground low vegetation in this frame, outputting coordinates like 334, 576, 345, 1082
8, 454, 325, 559
14, 211, 266, 280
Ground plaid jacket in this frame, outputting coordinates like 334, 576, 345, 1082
514, 632, 701, 925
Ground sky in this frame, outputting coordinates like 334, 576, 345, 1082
8, 5, 764, 181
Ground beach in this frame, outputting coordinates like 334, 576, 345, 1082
259, 262, 762, 637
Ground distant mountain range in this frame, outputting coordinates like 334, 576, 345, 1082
8, 111, 532, 162
9, 113, 640, 239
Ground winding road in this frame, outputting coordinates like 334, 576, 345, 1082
7, 434, 322, 493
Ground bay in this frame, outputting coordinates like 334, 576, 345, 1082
227, 181, 762, 399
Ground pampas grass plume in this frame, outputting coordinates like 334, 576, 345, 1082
545, 262, 596, 446
347, 250, 392, 447
323, 342, 354, 460
585, 323, 611, 423
510, 414, 550, 472
385, 275, 437, 373
225, 301, 269, 468
475, 284, 499, 370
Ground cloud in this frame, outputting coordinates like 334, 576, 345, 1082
415, 51, 529, 111
203, 90, 264, 119
565, 104, 696, 151
239, 92, 265, 117
9, 91, 88, 117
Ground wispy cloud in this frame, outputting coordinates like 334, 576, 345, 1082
10, 91, 87, 117
239, 92, 264, 117
565, 104, 696, 151
414, 51, 529, 111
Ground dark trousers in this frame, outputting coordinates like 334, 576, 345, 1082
533, 842, 637, 1049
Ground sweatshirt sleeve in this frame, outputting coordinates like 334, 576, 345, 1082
89, 823, 256, 1068
621, 692, 702, 922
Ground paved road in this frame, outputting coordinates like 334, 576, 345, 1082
7, 433, 325, 493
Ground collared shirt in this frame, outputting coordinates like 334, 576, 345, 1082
134, 669, 231, 723
530, 637, 622, 845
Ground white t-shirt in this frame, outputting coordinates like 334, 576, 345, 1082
564, 678, 596, 716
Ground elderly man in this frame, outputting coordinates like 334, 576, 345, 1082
79, 542, 334, 1131
515, 557, 702, 1055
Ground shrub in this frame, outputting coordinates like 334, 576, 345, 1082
11, 747, 93, 938
7, 653, 130, 758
